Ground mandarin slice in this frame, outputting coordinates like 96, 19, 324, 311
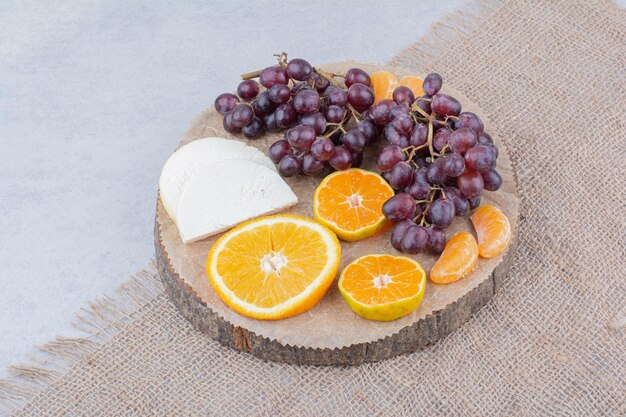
206, 214, 341, 320
430, 232, 479, 284
370, 70, 399, 103
339, 254, 426, 321
470, 205, 511, 258
313, 168, 394, 241
399, 75, 424, 97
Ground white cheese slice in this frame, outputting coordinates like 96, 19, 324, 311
159, 137, 276, 223
177, 159, 298, 243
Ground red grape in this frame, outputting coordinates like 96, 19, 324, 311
286, 58, 312, 81
325, 86, 348, 107
414, 96, 432, 114
382, 193, 416, 222
310, 73, 330, 93
426, 227, 446, 253
268, 84, 291, 104
370, 102, 393, 125
293, 89, 320, 114
284, 125, 316, 151
431, 93, 462, 117
390, 104, 410, 119
410, 123, 428, 147
481, 169, 502, 191
302, 153, 325, 176
391, 114, 414, 135
278, 154, 301, 177
433, 128, 451, 152
422, 73, 443, 96
388, 161, 414, 190
325, 105, 347, 123
429, 197, 455, 228
384, 125, 409, 147
275, 103, 297, 128
310, 137, 335, 161
268, 140, 292, 163
477, 132, 493, 145
253, 91, 276, 117
391, 219, 416, 251
468, 195, 481, 210
448, 128, 477, 153
347, 83, 375, 111
342, 130, 367, 153
242, 117, 264, 139
345, 68, 371, 88
401, 225, 429, 254
300, 112, 326, 135
260, 65, 289, 88
223, 112, 242, 133
393, 86, 415, 106
455, 112, 484, 134
262, 112, 279, 132
407, 180, 431, 200
457, 170, 484, 198
442, 153, 466, 177
328, 146, 353, 170
215, 93, 239, 115
427, 158, 448, 184
355, 120, 377, 144
237, 80, 260, 100
376, 145, 406, 171
444, 187, 470, 216
464, 145, 496, 172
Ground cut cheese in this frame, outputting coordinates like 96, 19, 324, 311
176, 159, 298, 243
159, 137, 276, 223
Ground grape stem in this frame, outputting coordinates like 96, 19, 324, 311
241, 70, 262, 80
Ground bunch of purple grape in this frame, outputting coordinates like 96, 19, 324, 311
372, 73, 502, 255
214, 53, 378, 177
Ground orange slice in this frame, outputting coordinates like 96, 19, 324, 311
313, 168, 394, 241
470, 205, 511, 258
370, 70, 398, 103
338, 254, 426, 321
430, 232, 478, 284
399, 75, 424, 97
206, 214, 341, 320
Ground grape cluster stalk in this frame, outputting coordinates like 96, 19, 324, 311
214, 53, 377, 177
375, 73, 502, 255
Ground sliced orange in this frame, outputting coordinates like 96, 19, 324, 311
206, 214, 341, 320
370, 70, 398, 103
399, 75, 424, 97
338, 254, 426, 321
313, 168, 394, 241
430, 232, 478, 284
471, 205, 511, 258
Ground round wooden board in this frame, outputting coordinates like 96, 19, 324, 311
155, 61, 519, 366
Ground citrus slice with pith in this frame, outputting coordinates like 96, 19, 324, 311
206, 214, 341, 320
470, 205, 511, 258
399, 75, 425, 97
338, 254, 426, 321
313, 168, 394, 241
370, 70, 399, 103
430, 232, 479, 284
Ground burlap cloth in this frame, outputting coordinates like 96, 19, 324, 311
2, 0, 624, 415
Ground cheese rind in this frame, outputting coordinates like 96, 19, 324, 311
177, 160, 298, 243
159, 137, 276, 223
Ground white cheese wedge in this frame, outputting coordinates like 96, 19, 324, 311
159, 137, 276, 223
176, 159, 298, 244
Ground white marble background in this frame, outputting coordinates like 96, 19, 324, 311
0, 0, 480, 372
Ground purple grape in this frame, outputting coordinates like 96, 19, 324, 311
345, 68, 371, 88
468, 195, 481, 210
325, 105, 347, 123
260, 66, 289, 88
284, 125, 316, 152
268, 84, 291, 104
391, 219, 416, 251
302, 153, 325, 176
242, 117, 264, 139
253, 91, 276, 117
262, 112, 279, 132
275, 103, 297, 128
325, 87, 348, 106
477, 132, 494, 145
427, 158, 449, 184
384, 125, 409, 147
442, 153, 466, 177
433, 128, 451, 152
407, 181, 431, 200
376, 145, 406, 172
457, 170, 484, 198
351, 151, 363, 168
486, 143, 499, 159
328, 146, 353, 170
369, 102, 392, 125
429, 198, 455, 228
414, 96, 432, 114
347, 83, 375, 111
393, 85, 415, 106
426, 227, 446, 253
342, 130, 367, 153
310, 73, 330, 93
230, 103, 254, 127
215, 93, 239, 115
278, 154, 301, 177
355, 120, 377, 144
293, 89, 320, 114
465, 145, 496, 172
422, 73, 443, 96
448, 128, 477, 154
237, 80, 260, 100
481, 169, 503, 191
286, 58, 313, 81
444, 187, 470, 216
431, 93, 462, 117
410, 123, 428, 147
390, 105, 410, 119
223, 112, 241, 133
268, 140, 292, 164
388, 161, 414, 190
292, 81, 311, 94
401, 225, 429, 254
382, 193, 416, 222
300, 112, 326, 135
310, 137, 335, 161
392, 114, 414, 135
455, 112, 484, 134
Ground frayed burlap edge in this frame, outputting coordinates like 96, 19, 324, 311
0, 263, 163, 416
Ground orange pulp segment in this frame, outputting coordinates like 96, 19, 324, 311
370, 70, 399, 103
399, 75, 424, 97
430, 232, 479, 284
470, 205, 511, 258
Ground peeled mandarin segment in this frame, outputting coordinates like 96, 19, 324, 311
370, 71, 399, 103
470, 205, 512, 258
430, 232, 479, 284
313, 168, 394, 241
399, 75, 425, 97
206, 215, 341, 320
338, 254, 426, 322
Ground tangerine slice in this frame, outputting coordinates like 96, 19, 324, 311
206, 214, 341, 320
313, 168, 394, 241
470, 205, 511, 258
338, 254, 426, 321
370, 70, 398, 103
430, 232, 479, 284
399, 75, 424, 97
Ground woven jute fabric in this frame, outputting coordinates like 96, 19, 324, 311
2, 0, 625, 415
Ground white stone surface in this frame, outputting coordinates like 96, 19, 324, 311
0, 0, 470, 372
